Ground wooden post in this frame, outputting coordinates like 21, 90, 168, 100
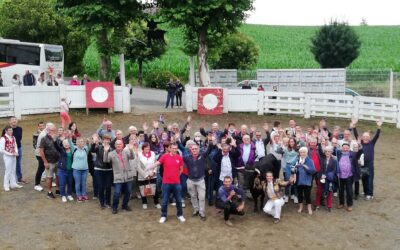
304, 94, 311, 119
390, 69, 394, 99
257, 90, 264, 115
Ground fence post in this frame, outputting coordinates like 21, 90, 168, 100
13, 86, 22, 119
353, 96, 360, 121
185, 84, 193, 112
59, 84, 66, 99
304, 94, 311, 119
257, 91, 264, 115
223, 88, 229, 113
397, 100, 400, 129
390, 69, 394, 99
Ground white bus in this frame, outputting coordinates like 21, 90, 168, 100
0, 38, 64, 86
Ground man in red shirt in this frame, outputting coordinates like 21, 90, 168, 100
152, 143, 185, 223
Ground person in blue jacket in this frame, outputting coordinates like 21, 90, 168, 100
295, 147, 316, 215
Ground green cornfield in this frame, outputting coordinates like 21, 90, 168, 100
83, 24, 400, 82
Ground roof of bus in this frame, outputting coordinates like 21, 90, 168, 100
0, 38, 62, 48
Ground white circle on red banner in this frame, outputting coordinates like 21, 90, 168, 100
91, 87, 109, 103
203, 93, 218, 110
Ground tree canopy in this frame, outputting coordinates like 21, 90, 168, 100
0, 0, 89, 75
311, 21, 361, 68
157, 0, 254, 86
56, 0, 143, 79
212, 32, 259, 70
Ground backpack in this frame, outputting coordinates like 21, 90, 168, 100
71, 147, 88, 164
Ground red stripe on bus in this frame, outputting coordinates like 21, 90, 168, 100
0, 62, 15, 68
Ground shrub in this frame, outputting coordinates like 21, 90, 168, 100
311, 20, 361, 68
144, 71, 177, 89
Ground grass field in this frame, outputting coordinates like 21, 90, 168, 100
83, 24, 400, 82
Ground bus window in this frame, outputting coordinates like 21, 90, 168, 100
0, 44, 5, 62
6, 44, 40, 65
44, 45, 63, 62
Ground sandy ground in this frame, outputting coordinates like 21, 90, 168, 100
0, 110, 399, 250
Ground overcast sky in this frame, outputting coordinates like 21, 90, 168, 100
246, 0, 400, 26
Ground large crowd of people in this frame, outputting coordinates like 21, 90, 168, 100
0, 114, 382, 226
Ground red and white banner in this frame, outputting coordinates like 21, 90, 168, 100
85, 82, 114, 108
197, 88, 223, 115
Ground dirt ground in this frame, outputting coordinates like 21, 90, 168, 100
0, 110, 399, 250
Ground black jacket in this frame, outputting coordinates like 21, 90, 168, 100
213, 145, 240, 180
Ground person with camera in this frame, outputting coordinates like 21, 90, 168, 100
263, 171, 292, 223
317, 145, 337, 212
216, 176, 246, 226
295, 147, 316, 215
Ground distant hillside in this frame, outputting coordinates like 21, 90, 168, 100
83, 24, 400, 81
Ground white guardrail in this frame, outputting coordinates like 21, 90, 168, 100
0, 85, 131, 119
186, 85, 400, 128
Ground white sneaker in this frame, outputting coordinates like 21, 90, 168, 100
177, 216, 186, 223
4, 187, 10, 192
12, 184, 23, 189
284, 196, 289, 203
159, 217, 167, 223
290, 195, 295, 200
142, 204, 148, 209
34, 185, 44, 191
155, 204, 162, 209
182, 202, 186, 208
171, 202, 176, 206
293, 196, 299, 204
67, 195, 74, 201
61, 196, 67, 203
365, 195, 372, 201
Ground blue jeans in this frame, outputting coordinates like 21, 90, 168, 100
16, 147, 23, 181
113, 181, 132, 210
165, 92, 175, 108
162, 184, 183, 217
367, 162, 374, 196
95, 170, 113, 206
73, 169, 88, 196
58, 168, 73, 196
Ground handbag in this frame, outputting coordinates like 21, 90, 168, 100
140, 180, 156, 197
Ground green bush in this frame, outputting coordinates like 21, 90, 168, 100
144, 71, 177, 89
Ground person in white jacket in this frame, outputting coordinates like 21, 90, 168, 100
137, 142, 161, 209
0, 126, 22, 191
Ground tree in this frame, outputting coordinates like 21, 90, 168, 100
212, 32, 259, 69
0, 0, 89, 75
157, 0, 254, 86
311, 21, 361, 68
57, 0, 143, 80
124, 20, 167, 85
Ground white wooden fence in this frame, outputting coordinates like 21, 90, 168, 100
186, 85, 400, 128
0, 85, 131, 119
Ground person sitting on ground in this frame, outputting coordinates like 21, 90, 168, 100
216, 176, 245, 226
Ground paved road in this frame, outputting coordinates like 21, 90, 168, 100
130, 87, 186, 113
